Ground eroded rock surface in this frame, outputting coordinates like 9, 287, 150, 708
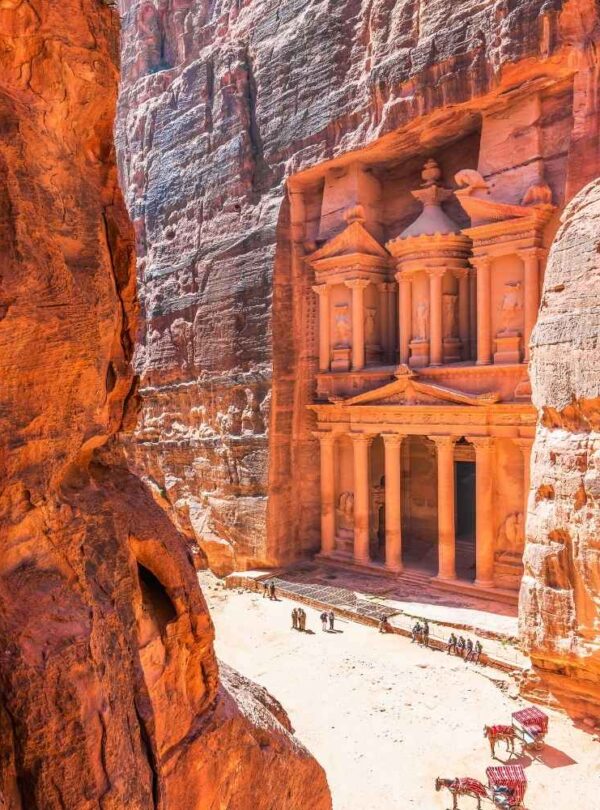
520, 179, 600, 719
116, 0, 600, 575
0, 2, 330, 807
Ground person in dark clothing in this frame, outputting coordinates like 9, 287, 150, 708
328, 610, 335, 631
262, 581, 269, 598
474, 640, 483, 664
379, 616, 389, 634
320, 611, 328, 631
269, 581, 276, 600
457, 635, 466, 658
411, 621, 422, 643
291, 607, 298, 630
464, 638, 475, 662
422, 620, 430, 647
447, 633, 458, 655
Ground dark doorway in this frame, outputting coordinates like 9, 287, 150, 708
455, 461, 476, 581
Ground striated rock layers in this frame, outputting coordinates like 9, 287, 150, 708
0, 2, 330, 808
520, 179, 600, 720
117, 0, 600, 577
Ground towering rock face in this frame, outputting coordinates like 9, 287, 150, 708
0, 2, 330, 808
520, 179, 600, 719
116, 0, 600, 576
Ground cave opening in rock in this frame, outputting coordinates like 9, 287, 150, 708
137, 563, 177, 635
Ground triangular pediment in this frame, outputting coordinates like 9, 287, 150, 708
308, 220, 389, 263
338, 368, 500, 407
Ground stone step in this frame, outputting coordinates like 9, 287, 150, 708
432, 576, 519, 606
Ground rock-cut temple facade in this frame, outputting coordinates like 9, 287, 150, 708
302, 142, 557, 602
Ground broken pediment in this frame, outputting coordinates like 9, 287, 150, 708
454, 169, 555, 228
307, 206, 389, 272
336, 367, 500, 407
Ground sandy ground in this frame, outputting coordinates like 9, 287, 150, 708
201, 574, 599, 810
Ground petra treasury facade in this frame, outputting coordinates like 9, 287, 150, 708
307, 156, 546, 599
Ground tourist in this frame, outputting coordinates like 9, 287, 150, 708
411, 621, 422, 643
474, 640, 483, 664
291, 607, 298, 630
464, 638, 474, 662
320, 611, 328, 631
457, 635, 466, 658
262, 581, 269, 598
328, 610, 335, 631
299, 608, 307, 631
269, 581, 276, 600
422, 620, 430, 647
378, 616, 389, 634
447, 632, 457, 655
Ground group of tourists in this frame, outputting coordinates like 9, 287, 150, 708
262, 580, 277, 600
411, 619, 430, 646
319, 610, 336, 631
447, 632, 483, 663
291, 607, 308, 631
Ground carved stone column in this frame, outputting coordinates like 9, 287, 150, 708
469, 267, 477, 361
387, 283, 396, 363
430, 435, 457, 581
378, 282, 395, 364
455, 269, 470, 360
473, 256, 492, 365
383, 434, 405, 572
397, 272, 412, 365
312, 284, 331, 372
429, 269, 444, 366
351, 433, 373, 564
519, 248, 545, 363
514, 437, 534, 522
470, 436, 495, 587
346, 279, 370, 371
315, 432, 337, 555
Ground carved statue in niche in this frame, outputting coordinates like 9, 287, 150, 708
241, 387, 265, 434
334, 304, 351, 346
415, 301, 429, 341
499, 281, 523, 335
497, 512, 524, 552
442, 293, 458, 339
337, 491, 355, 530
365, 307, 377, 344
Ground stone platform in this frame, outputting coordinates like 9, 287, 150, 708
225, 562, 528, 673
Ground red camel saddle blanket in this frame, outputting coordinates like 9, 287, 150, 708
454, 778, 488, 797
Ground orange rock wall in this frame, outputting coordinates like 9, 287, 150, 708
520, 178, 600, 720
0, 2, 330, 807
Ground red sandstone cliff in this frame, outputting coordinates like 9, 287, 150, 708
520, 178, 600, 720
0, 2, 330, 807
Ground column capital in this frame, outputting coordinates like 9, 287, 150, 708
513, 436, 534, 452
427, 267, 447, 279
345, 278, 370, 291
468, 435, 495, 451
313, 431, 337, 446
350, 432, 375, 446
452, 267, 469, 280
395, 270, 413, 284
312, 283, 330, 297
428, 435, 457, 449
382, 433, 406, 448
470, 255, 492, 271
378, 281, 396, 293
517, 247, 547, 262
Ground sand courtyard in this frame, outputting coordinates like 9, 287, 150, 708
201, 573, 599, 810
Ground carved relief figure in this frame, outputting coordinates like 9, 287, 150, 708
497, 512, 524, 552
442, 293, 458, 339
334, 304, 351, 346
415, 301, 429, 341
337, 491, 355, 530
365, 307, 377, 344
499, 281, 523, 334
241, 387, 264, 434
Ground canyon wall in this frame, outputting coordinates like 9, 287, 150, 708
116, 0, 600, 576
520, 179, 600, 719
0, 2, 330, 807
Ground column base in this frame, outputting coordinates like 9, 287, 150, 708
475, 578, 494, 589
433, 573, 457, 583
476, 359, 491, 366
385, 562, 403, 574
354, 554, 371, 565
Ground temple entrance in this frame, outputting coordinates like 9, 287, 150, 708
455, 459, 476, 581
401, 436, 438, 574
